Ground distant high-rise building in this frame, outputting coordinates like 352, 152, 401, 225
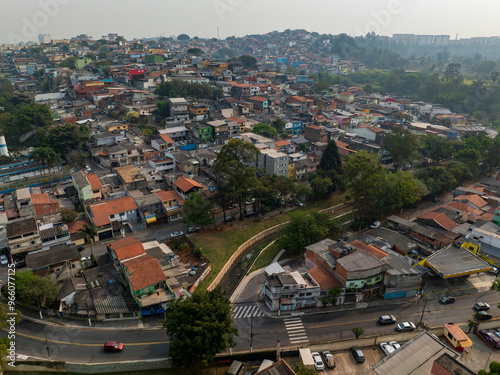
38, 34, 52, 45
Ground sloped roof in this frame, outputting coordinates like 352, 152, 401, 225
173, 177, 205, 193
86, 173, 102, 190
159, 134, 174, 144
350, 240, 388, 259
446, 201, 475, 213
108, 237, 145, 261
308, 265, 342, 290
417, 211, 458, 231
90, 196, 138, 226
30, 193, 51, 204
153, 189, 184, 204
454, 194, 488, 208
123, 254, 166, 291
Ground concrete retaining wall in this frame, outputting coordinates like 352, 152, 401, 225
207, 202, 352, 292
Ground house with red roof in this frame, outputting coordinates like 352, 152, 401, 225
153, 189, 184, 223
247, 96, 268, 111
31, 193, 60, 217
453, 194, 488, 210
173, 177, 207, 200
88, 196, 139, 240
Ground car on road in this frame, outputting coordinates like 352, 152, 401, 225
474, 302, 490, 311
170, 231, 184, 238
103, 341, 124, 352
85, 165, 91, 172
224, 215, 234, 222
379, 315, 397, 325
351, 347, 365, 363
439, 296, 456, 305
389, 340, 401, 350
397, 322, 416, 332
311, 351, 324, 371
77, 246, 84, 252
187, 226, 199, 233
380, 342, 396, 356
339, 235, 349, 242
0, 254, 8, 265
370, 221, 381, 229
295, 201, 304, 207
322, 350, 336, 369
488, 267, 499, 275
476, 311, 493, 321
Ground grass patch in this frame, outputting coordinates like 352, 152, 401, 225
193, 193, 347, 291
248, 241, 284, 274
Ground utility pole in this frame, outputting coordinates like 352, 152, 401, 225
248, 316, 254, 353
418, 295, 427, 328
45, 332, 51, 361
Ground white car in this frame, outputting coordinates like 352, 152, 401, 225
380, 342, 396, 356
397, 322, 416, 332
370, 221, 381, 229
0, 254, 8, 265
389, 340, 401, 350
311, 351, 324, 371
170, 231, 184, 238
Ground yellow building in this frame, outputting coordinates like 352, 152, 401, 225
288, 162, 296, 180
106, 123, 130, 132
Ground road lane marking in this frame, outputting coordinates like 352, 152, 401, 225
284, 318, 309, 345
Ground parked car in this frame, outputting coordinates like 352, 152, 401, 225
439, 296, 456, 305
339, 235, 350, 242
311, 351, 324, 371
103, 341, 124, 352
77, 246, 84, 252
224, 215, 234, 222
370, 221, 381, 229
187, 226, 199, 233
380, 342, 396, 356
295, 201, 304, 207
476, 311, 493, 321
0, 255, 8, 265
85, 165, 91, 172
322, 350, 336, 369
170, 231, 184, 238
351, 347, 365, 363
397, 322, 416, 332
389, 340, 401, 350
474, 302, 490, 311
379, 315, 397, 325
488, 267, 499, 275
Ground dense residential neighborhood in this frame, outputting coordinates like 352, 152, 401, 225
3, 28, 500, 374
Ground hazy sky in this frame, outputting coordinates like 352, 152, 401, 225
1, 0, 500, 44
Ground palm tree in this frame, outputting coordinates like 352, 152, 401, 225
79, 223, 98, 258
30, 147, 47, 176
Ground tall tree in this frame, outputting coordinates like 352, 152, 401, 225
79, 223, 98, 258
163, 289, 237, 368
238, 55, 257, 68
318, 140, 343, 190
383, 128, 419, 170
182, 192, 215, 228
3, 270, 57, 309
213, 139, 260, 220
252, 123, 278, 139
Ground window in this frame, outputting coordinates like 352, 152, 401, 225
447, 332, 454, 341
120, 212, 125, 217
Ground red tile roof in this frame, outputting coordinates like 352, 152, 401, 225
31, 193, 50, 205
248, 96, 268, 102
66, 219, 91, 234
108, 237, 145, 261
308, 265, 343, 290
159, 134, 174, 144
417, 211, 458, 231
454, 194, 488, 209
335, 140, 349, 148
153, 189, 184, 204
86, 173, 102, 190
350, 240, 388, 259
173, 177, 206, 193
446, 201, 475, 213
123, 254, 166, 292
90, 196, 138, 227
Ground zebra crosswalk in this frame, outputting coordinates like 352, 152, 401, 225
284, 317, 309, 345
232, 305, 264, 320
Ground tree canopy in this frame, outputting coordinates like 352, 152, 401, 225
252, 123, 278, 139
238, 55, 257, 68
163, 289, 237, 367
182, 192, 215, 228
2, 270, 57, 308
155, 79, 223, 100
318, 140, 343, 191
383, 128, 419, 169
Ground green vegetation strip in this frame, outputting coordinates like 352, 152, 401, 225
248, 241, 284, 274
192, 194, 347, 291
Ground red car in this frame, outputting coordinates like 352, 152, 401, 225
104, 341, 124, 352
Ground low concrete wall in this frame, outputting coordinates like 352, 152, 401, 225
6, 359, 173, 374
475, 318, 500, 331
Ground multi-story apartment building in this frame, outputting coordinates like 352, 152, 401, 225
258, 149, 289, 177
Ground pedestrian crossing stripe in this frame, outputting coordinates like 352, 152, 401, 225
232, 305, 264, 319
284, 318, 309, 345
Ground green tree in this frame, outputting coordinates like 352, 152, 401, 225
126, 111, 140, 123
320, 286, 343, 306
213, 139, 260, 220
271, 117, 286, 134
163, 288, 237, 367
384, 170, 428, 211
293, 361, 317, 375
310, 175, 332, 199
60, 56, 77, 69
318, 140, 343, 191
352, 327, 364, 339
419, 134, 454, 164
343, 151, 386, 220
478, 361, 500, 375
252, 123, 278, 139
4, 270, 57, 308
416, 166, 456, 197
79, 223, 98, 258
61, 209, 78, 223
277, 211, 331, 254
182, 192, 215, 229
238, 55, 257, 68
177, 34, 190, 41
187, 48, 203, 56
447, 162, 473, 186
383, 128, 419, 169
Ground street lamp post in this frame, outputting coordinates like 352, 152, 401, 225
418, 295, 427, 329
